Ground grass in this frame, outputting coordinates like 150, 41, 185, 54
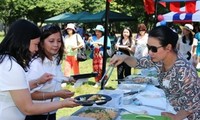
0, 31, 4, 42
56, 56, 119, 119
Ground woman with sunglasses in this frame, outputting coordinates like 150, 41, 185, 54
134, 23, 148, 59
110, 26, 200, 120
133, 23, 149, 74
25, 25, 76, 120
0, 19, 79, 120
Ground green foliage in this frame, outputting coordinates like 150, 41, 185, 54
0, 0, 169, 33
81, 0, 105, 13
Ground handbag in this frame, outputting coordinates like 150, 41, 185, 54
76, 34, 87, 61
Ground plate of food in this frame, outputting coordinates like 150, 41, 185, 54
71, 106, 119, 120
74, 94, 112, 106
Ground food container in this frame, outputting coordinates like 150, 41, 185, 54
71, 106, 120, 120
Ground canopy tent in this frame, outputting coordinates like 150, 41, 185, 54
45, 12, 73, 23
78, 10, 135, 23
45, 12, 91, 23
162, 1, 200, 22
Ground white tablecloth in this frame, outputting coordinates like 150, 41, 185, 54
97, 85, 176, 116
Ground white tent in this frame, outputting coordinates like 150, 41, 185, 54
163, 1, 200, 22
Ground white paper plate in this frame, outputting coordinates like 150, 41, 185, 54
118, 83, 147, 92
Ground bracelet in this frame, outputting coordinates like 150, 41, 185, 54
42, 93, 45, 100
36, 80, 40, 86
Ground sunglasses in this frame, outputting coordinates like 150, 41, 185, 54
146, 44, 163, 53
41, 25, 60, 32
139, 29, 146, 31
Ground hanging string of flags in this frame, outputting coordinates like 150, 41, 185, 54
143, 0, 198, 15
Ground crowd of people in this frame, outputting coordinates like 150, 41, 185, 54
0, 19, 199, 120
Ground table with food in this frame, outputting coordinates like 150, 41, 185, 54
60, 68, 176, 120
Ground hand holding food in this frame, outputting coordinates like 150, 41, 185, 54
56, 89, 75, 99
62, 98, 80, 108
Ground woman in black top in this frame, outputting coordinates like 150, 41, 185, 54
115, 27, 135, 82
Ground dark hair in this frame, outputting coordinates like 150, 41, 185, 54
148, 26, 178, 51
182, 32, 193, 45
120, 27, 133, 46
0, 19, 41, 71
39, 25, 64, 65
66, 28, 76, 34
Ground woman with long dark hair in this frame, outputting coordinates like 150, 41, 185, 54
115, 27, 134, 81
177, 24, 197, 64
0, 19, 78, 120
25, 25, 75, 120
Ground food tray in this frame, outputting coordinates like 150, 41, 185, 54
121, 113, 171, 120
71, 72, 98, 80
74, 94, 112, 106
71, 106, 120, 120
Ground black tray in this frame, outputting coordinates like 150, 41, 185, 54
74, 94, 112, 106
71, 72, 98, 80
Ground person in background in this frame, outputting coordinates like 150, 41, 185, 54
90, 25, 111, 88
115, 27, 134, 82
133, 23, 149, 74
63, 23, 84, 77
110, 26, 200, 120
134, 23, 148, 59
177, 24, 198, 65
25, 25, 75, 120
194, 24, 200, 70
83, 33, 93, 51
0, 19, 79, 120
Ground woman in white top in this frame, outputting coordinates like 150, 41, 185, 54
25, 25, 75, 120
177, 24, 198, 64
0, 19, 79, 120
63, 23, 84, 77
134, 23, 148, 59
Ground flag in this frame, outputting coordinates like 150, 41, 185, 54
159, 2, 166, 7
185, 1, 196, 13
170, 2, 180, 12
143, 0, 155, 14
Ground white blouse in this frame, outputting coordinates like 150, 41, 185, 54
63, 33, 84, 56
26, 56, 64, 114
0, 56, 28, 120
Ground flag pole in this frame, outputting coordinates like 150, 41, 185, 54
101, 0, 110, 90
154, 0, 159, 27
